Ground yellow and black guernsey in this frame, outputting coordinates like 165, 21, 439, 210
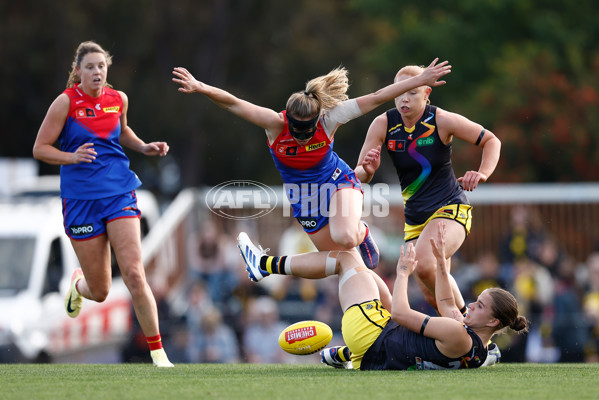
384, 105, 468, 226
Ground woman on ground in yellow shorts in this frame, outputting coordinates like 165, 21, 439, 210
354, 64, 501, 313
237, 222, 527, 370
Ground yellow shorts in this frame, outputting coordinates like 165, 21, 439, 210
341, 300, 390, 370
405, 203, 472, 242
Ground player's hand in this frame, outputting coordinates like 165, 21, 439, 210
421, 58, 452, 87
142, 142, 169, 157
397, 242, 417, 276
457, 170, 487, 191
361, 146, 381, 176
172, 67, 203, 94
71, 143, 96, 164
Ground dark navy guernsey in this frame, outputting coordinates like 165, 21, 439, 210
360, 320, 487, 370
384, 105, 468, 225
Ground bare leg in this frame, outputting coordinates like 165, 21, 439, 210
70, 235, 112, 302
327, 188, 366, 249
412, 219, 466, 311
107, 218, 159, 337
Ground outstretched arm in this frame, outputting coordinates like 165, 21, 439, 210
172, 67, 284, 141
391, 243, 430, 333
391, 242, 473, 357
354, 58, 451, 115
431, 222, 464, 322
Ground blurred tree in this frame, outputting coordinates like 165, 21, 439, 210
2, 0, 598, 192
1, 0, 377, 190
349, 0, 599, 182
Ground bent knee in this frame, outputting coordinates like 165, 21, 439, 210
88, 285, 110, 302
331, 230, 361, 249
336, 250, 363, 273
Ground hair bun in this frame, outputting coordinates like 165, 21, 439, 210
510, 316, 529, 333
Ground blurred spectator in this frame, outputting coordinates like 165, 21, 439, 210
499, 205, 546, 265
534, 235, 566, 278
188, 306, 240, 363
456, 251, 507, 304
512, 257, 554, 318
509, 258, 555, 362
583, 252, 599, 362
551, 255, 587, 362
243, 296, 291, 363
185, 281, 214, 356
187, 219, 239, 307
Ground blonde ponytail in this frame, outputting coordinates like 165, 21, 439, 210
286, 67, 350, 118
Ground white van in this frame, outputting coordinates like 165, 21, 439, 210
0, 181, 159, 363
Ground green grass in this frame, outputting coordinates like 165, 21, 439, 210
1, 363, 598, 400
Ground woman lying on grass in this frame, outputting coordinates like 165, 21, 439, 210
237, 222, 528, 370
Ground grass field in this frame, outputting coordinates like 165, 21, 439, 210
1, 363, 598, 400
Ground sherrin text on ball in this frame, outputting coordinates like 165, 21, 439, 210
278, 320, 333, 355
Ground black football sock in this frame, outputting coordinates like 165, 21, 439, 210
260, 256, 290, 275
335, 346, 351, 362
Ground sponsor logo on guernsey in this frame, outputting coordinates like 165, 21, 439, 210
70, 224, 94, 236
387, 139, 406, 152
388, 123, 403, 135
277, 145, 298, 156
416, 137, 435, 147
331, 167, 342, 180
103, 106, 120, 113
305, 141, 326, 152
95, 103, 101, 110
436, 208, 454, 216
75, 108, 96, 118
297, 217, 317, 229
285, 325, 316, 344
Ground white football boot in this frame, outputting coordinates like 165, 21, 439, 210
320, 346, 353, 369
237, 232, 269, 282
151, 348, 174, 368
481, 342, 501, 367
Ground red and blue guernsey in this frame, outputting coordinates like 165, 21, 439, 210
269, 111, 343, 184
268, 111, 361, 232
59, 85, 141, 200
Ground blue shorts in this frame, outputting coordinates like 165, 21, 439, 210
286, 168, 363, 234
62, 190, 141, 240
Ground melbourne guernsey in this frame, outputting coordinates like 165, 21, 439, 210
59, 85, 141, 199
